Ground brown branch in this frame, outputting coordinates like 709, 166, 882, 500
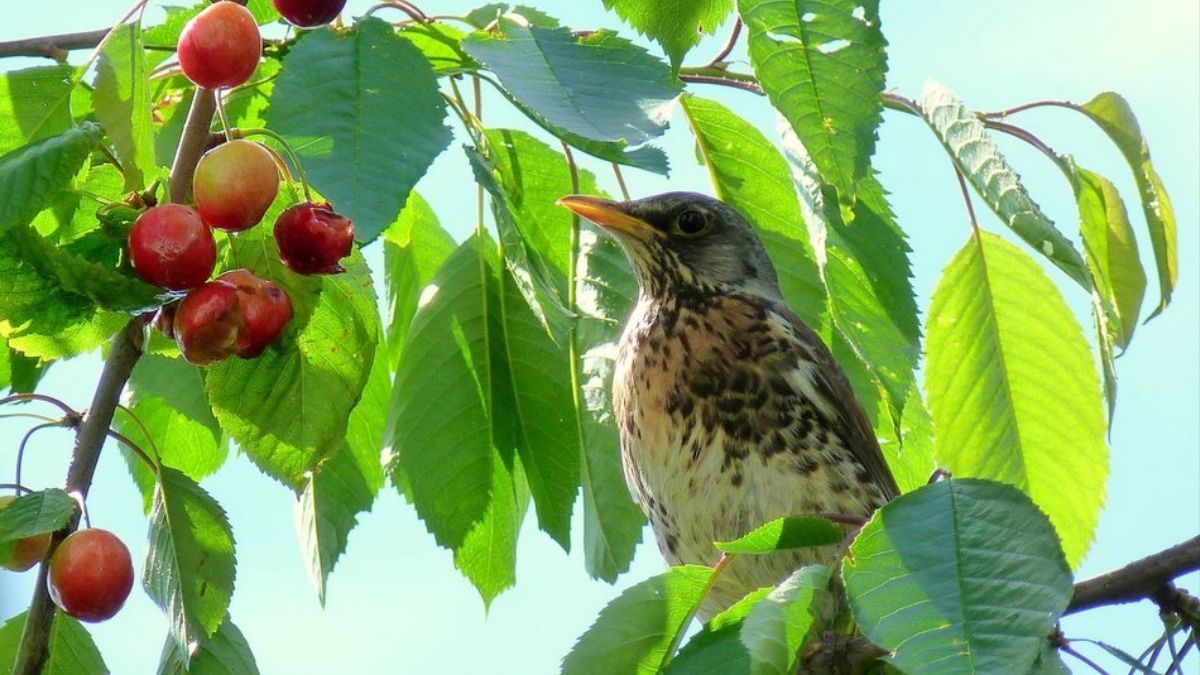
0, 28, 109, 60
13, 318, 147, 674
702, 18, 743, 68
1066, 535, 1200, 615
167, 89, 218, 204
678, 72, 763, 95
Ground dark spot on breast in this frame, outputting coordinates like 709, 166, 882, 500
731, 471, 744, 487
795, 455, 820, 475
717, 395, 742, 413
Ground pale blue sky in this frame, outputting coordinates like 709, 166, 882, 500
1, 1, 1197, 673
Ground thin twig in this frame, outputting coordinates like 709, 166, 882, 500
15, 423, 63, 497
0, 483, 34, 495
104, 429, 157, 472
981, 99, 1081, 119
678, 73, 763, 95
983, 118, 1069, 170
659, 554, 737, 670
0, 28, 109, 60
1061, 644, 1111, 674
954, 168, 982, 234
364, 0, 428, 22
611, 163, 631, 201
703, 18, 743, 68
0, 394, 81, 421
1067, 536, 1200, 615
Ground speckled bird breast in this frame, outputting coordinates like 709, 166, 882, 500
613, 289, 884, 615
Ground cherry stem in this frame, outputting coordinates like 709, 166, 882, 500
114, 404, 161, 463
659, 554, 737, 670
703, 18, 743, 68
0, 483, 34, 495
0, 412, 62, 424
15, 423, 65, 504
0, 394, 82, 421
214, 91, 234, 143
104, 429, 158, 473
364, 0, 429, 22
236, 127, 313, 202
610, 163, 631, 201
473, 75, 485, 237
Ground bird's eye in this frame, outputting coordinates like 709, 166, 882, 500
676, 210, 707, 236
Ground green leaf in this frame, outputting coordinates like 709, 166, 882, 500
4, 223, 163, 312
0, 611, 108, 675
117, 354, 227, 512
206, 206, 378, 488
740, 565, 833, 675
388, 235, 500, 551
267, 18, 452, 242
842, 479, 1073, 675
0, 65, 76, 154
144, 468, 237, 660
574, 228, 646, 580
680, 95, 827, 330
602, 0, 732, 68
156, 617, 259, 675
740, 0, 886, 207
94, 22, 156, 190
562, 565, 713, 674
396, 22, 478, 74
0, 122, 103, 233
452, 446, 527, 606
296, 337, 388, 604
925, 231, 1107, 567
665, 589, 773, 674
1079, 92, 1177, 318
464, 20, 679, 174
920, 81, 1090, 288
715, 517, 842, 554
0, 488, 75, 543
382, 191, 456, 370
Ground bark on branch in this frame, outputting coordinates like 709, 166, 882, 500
1065, 535, 1200, 615
0, 29, 108, 61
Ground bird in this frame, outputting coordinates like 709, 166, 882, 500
557, 191, 899, 617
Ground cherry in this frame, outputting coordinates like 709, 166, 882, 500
217, 269, 293, 357
48, 529, 133, 623
177, 1, 261, 90
272, 0, 348, 27
129, 204, 217, 291
0, 496, 51, 572
273, 202, 354, 275
175, 280, 244, 365
193, 140, 280, 232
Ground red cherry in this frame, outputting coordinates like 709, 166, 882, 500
0, 496, 51, 572
129, 204, 217, 291
48, 529, 134, 623
193, 140, 280, 232
273, 202, 354, 275
272, 0, 348, 27
177, 1, 261, 90
175, 281, 244, 365
217, 269, 294, 358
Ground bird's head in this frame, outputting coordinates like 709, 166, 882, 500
557, 191, 783, 301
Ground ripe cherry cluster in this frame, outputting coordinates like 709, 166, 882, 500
133, 0, 354, 366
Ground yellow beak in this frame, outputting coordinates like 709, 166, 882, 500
556, 195, 658, 238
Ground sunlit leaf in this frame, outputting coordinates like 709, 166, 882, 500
0, 122, 102, 233
601, 0, 733, 68
0, 65, 76, 153
94, 22, 156, 190
0, 488, 75, 544
715, 517, 841, 554
0, 611, 108, 675
156, 616, 259, 675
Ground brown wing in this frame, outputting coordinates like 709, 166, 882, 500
776, 305, 901, 501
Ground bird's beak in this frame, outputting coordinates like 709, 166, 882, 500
556, 195, 658, 239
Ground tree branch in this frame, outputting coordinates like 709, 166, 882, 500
13, 318, 147, 674
0, 29, 109, 60
1066, 535, 1200, 615
13, 41, 222, 668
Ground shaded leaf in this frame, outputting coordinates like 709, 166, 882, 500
1079, 92, 1177, 317
740, 0, 886, 207
296, 335, 388, 604
156, 616, 259, 675
574, 228, 646, 580
0, 65, 76, 153
94, 22, 156, 190
0, 488, 75, 543
267, 18, 452, 242
452, 446, 527, 607
464, 20, 678, 174
144, 468, 237, 660
920, 81, 1089, 288
562, 565, 713, 674
924, 231, 1107, 567
740, 565, 833, 675
715, 517, 841, 554
382, 191, 456, 370
0, 122, 103, 233
842, 479, 1073, 675
206, 200, 378, 488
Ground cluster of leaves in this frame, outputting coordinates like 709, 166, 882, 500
0, 0, 1181, 672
